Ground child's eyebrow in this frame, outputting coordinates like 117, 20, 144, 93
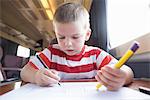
57, 33, 64, 36
57, 33, 81, 36
73, 33, 80, 35
73, 32, 83, 35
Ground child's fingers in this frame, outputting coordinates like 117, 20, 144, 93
98, 71, 117, 87
101, 67, 126, 89
44, 69, 60, 81
101, 67, 124, 78
95, 70, 102, 83
101, 68, 120, 83
51, 69, 59, 76
95, 74, 101, 83
41, 74, 59, 85
95, 71, 109, 87
95, 75, 119, 91
35, 69, 59, 86
107, 85, 119, 91
96, 70, 121, 88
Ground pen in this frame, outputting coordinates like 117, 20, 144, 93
96, 41, 139, 90
36, 55, 61, 86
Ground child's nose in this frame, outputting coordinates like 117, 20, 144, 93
65, 38, 72, 47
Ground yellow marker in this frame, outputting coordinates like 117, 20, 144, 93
96, 41, 139, 90
96, 84, 102, 90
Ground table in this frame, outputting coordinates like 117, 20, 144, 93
0, 78, 149, 95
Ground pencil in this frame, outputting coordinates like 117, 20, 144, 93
96, 41, 139, 90
36, 55, 61, 86
58, 82, 61, 86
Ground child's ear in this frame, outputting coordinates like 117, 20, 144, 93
85, 28, 91, 41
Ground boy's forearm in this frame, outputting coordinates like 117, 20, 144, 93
121, 65, 134, 85
20, 63, 37, 83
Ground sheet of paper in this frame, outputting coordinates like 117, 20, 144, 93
1, 82, 150, 100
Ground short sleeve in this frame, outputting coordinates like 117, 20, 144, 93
29, 47, 52, 70
96, 50, 118, 70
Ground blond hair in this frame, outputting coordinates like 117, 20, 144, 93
53, 2, 90, 27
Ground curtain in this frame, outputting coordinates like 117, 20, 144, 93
88, 0, 109, 51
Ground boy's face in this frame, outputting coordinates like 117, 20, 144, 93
54, 21, 91, 56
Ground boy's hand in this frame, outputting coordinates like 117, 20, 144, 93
95, 66, 127, 91
34, 68, 60, 86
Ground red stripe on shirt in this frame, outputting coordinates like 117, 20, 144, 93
39, 53, 51, 68
50, 62, 97, 73
48, 45, 101, 61
98, 55, 113, 69
29, 61, 39, 70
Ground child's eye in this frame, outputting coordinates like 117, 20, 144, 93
72, 36, 79, 39
59, 36, 65, 39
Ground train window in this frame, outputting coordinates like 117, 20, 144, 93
17, 45, 30, 58
107, 0, 150, 48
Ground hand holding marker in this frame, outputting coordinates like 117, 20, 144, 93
96, 41, 140, 90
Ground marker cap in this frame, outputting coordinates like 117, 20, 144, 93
130, 41, 139, 52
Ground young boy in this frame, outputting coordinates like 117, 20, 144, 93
21, 2, 133, 91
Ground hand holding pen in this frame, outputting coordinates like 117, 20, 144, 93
34, 68, 60, 86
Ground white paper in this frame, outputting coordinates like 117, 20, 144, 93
1, 82, 150, 100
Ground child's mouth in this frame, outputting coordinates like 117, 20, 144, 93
66, 50, 74, 52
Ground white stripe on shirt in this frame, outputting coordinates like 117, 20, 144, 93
51, 54, 97, 67
58, 70, 97, 79
96, 50, 109, 67
30, 56, 44, 69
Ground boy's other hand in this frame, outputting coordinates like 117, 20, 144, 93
34, 68, 60, 86
95, 66, 126, 91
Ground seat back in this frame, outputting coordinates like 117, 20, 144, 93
2, 55, 29, 79
3, 55, 23, 68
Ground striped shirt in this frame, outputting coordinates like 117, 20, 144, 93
29, 44, 118, 79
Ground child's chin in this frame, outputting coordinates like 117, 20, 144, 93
65, 52, 77, 56
66, 53, 75, 56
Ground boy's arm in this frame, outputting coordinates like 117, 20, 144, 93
20, 63, 37, 83
21, 63, 60, 86
121, 65, 134, 85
